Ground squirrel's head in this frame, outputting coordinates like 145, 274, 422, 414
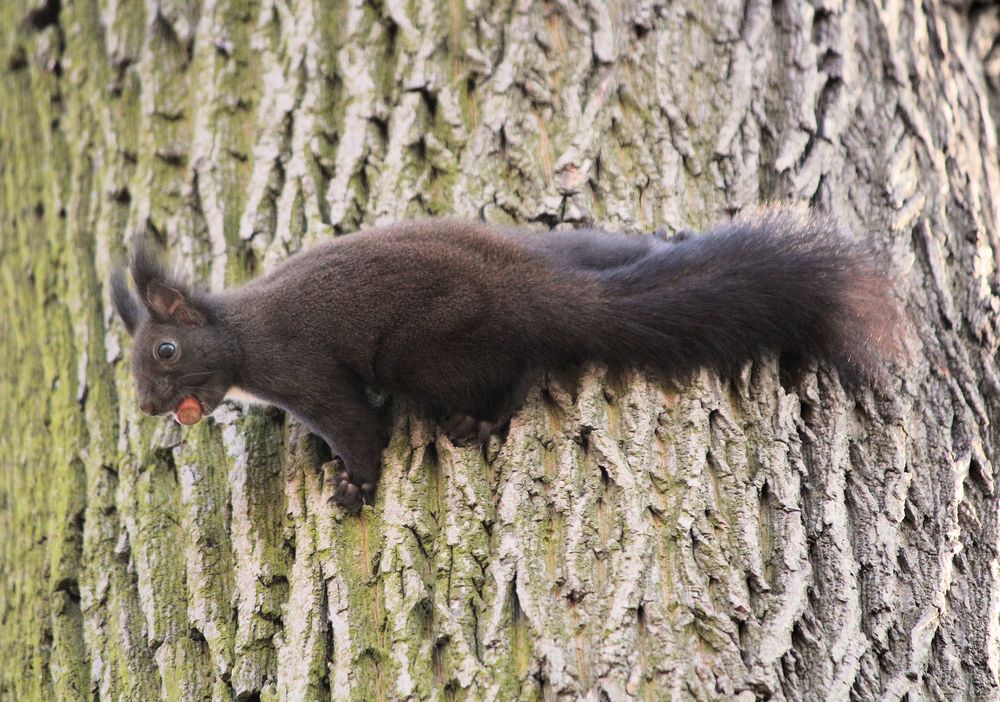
110, 235, 234, 422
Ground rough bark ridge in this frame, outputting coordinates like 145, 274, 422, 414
1, 0, 999, 699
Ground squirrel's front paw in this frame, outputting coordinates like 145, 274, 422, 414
328, 468, 375, 513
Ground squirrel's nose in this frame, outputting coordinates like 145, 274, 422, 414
139, 398, 158, 415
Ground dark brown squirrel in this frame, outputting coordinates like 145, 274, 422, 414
110, 208, 899, 511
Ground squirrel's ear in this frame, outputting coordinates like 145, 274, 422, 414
110, 268, 141, 335
129, 229, 206, 326
145, 281, 206, 326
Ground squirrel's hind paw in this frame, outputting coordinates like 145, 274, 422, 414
444, 412, 510, 446
328, 467, 375, 513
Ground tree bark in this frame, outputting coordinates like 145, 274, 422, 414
2, 0, 999, 699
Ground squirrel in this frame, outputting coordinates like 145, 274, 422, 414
110, 208, 899, 512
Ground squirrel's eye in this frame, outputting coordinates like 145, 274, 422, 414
156, 341, 177, 361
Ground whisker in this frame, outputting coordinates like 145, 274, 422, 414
176, 370, 215, 381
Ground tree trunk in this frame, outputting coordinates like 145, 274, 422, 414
2, 0, 999, 699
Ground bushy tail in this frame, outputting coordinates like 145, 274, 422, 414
574, 209, 900, 383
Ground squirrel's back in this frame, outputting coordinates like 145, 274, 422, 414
235, 210, 899, 388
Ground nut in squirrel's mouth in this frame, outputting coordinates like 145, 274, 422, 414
172, 396, 207, 425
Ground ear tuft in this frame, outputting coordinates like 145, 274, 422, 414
110, 267, 141, 335
129, 228, 168, 301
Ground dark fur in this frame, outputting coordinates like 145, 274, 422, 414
111, 209, 898, 511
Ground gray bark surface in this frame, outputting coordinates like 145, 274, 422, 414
1, 0, 999, 700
